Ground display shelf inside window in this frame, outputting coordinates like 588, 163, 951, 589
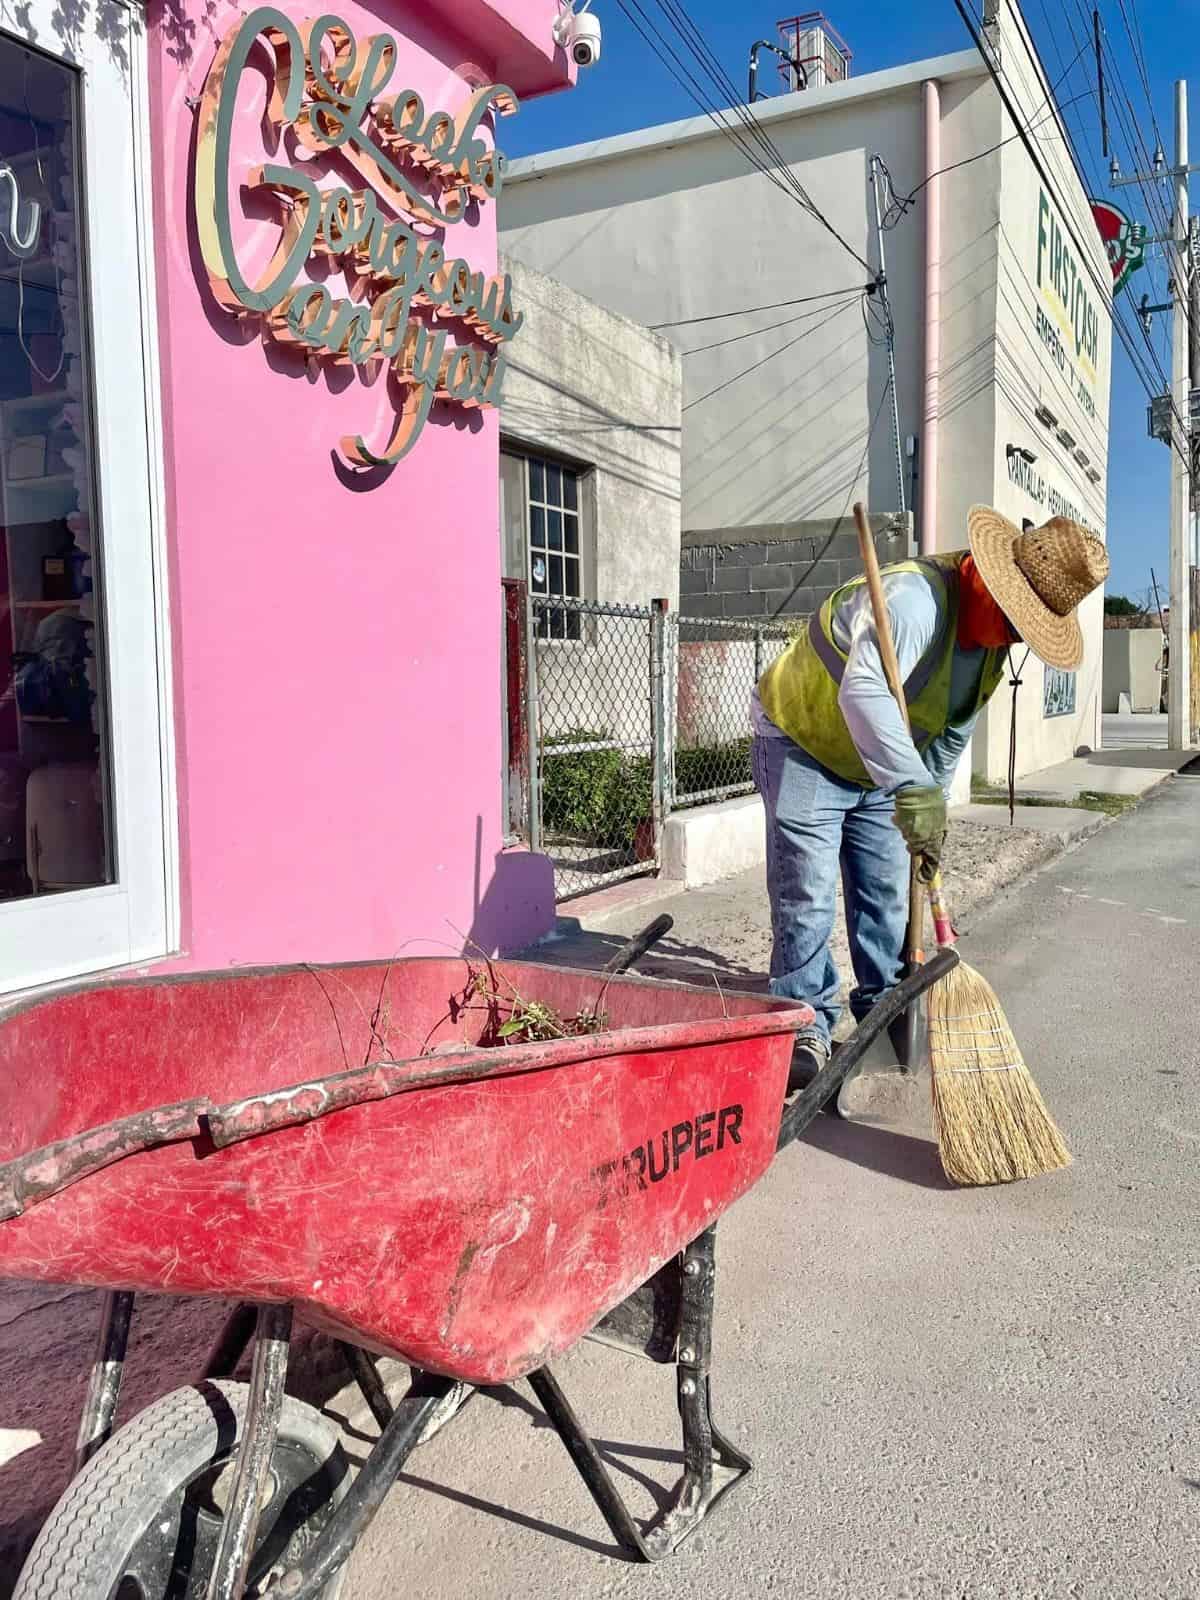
1, 85, 95, 765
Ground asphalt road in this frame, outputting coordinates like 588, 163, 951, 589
340, 767, 1200, 1600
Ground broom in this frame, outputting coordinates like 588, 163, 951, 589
852, 502, 1071, 1186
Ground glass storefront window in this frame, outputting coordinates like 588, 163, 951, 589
0, 39, 111, 901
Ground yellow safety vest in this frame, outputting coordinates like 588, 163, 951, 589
757, 554, 1007, 788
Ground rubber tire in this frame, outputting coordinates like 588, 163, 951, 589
13, 1380, 349, 1600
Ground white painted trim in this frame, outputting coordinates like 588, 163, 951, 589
0, 0, 176, 993
505, 49, 986, 183
129, 5, 181, 958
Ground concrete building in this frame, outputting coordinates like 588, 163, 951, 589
498, 254, 682, 609
499, 5, 1111, 783
1103, 620, 1165, 713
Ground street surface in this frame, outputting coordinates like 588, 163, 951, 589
338, 767, 1200, 1599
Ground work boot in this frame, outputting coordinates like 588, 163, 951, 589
786, 1032, 831, 1095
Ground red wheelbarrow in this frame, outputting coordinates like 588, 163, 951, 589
0, 921, 956, 1597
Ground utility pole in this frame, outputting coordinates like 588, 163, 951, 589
1190, 213, 1200, 740
1170, 83, 1192, 748
868, 153, 906, 516
1117, 80, 1194, 747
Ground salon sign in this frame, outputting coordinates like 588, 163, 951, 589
193, 8, 522, 467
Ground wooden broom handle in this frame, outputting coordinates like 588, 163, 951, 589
853, 502, 909, 726
852, 502, 927, 957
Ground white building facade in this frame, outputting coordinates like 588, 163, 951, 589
500, 6, 1111, 781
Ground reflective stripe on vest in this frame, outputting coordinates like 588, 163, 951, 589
756, 553, 1006, 788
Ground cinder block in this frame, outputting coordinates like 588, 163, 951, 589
679, 566, 711, 595
712, 563, 751, 593
716, 542, 770, 569
749, 563, 801, 593
762, 588, 814, 619
722, 592, 768, 618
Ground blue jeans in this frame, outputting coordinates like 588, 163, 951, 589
751, 733, 908, 1047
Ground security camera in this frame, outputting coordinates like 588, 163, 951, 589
553, 1, 602, 68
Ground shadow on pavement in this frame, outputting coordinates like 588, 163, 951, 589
531, 928, 769, 994
797, 1116, 950, 1191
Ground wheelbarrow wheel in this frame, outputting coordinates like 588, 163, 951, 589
13, 1379, 349, 1600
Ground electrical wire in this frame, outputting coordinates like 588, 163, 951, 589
680, 293, 865, 355
879, 68, 1095, 226
683, 295, 860, 410
958, 0, 1193, 473
650, 284, 868, 330
610, 0, 872, 273
646, 0, 862, 251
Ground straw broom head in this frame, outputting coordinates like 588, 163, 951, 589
927, 958, 1071, 1186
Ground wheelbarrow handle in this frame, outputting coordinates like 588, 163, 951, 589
776, 945, 960, 1152
602, 915, 674, 977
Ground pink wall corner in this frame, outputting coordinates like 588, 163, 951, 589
145, 0, 563, 972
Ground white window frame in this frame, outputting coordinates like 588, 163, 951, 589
0, 0, 176, 995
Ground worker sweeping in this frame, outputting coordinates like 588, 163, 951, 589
751, 506, 1109, 1094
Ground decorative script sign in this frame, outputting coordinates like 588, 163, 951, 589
1089, 198, 1147, 294
193, 8, 522, 466
0, 161, 42, 258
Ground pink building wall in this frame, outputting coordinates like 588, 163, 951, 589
146, 0, 570, 970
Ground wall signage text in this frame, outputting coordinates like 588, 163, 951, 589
1035, 188, 1100, 420
194, 8, 523, 467
1005, 449, 1100, 535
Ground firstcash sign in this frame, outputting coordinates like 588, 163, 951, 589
1036, 188, 1100, 381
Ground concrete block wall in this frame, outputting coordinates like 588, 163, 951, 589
679, 513, 913, 621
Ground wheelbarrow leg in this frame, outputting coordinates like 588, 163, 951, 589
263, 1370, 458, 1600
205, 1303, 293, 1600
204, 1300, 259, 1380
531, 1225, 750, 1562
75, 1289, 134, 1472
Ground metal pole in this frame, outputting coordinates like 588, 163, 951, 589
1169, 80, 1192, 748
869, 154, 906, 515
524, 585, 544, 852
1189, 216, 1200, 740
649, 600, 670, 859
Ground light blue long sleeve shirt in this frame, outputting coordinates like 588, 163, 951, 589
752, 571, 994, 796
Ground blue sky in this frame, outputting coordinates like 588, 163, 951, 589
503, 0, 1195, 601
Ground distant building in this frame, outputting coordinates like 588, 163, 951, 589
500, 7, 1111, 783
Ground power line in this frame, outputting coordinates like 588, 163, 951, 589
683, 296, 861, 410
681, 294, 865, 355
958, 0, 1193, 472
611, 0, 872, 273
647, 0, 865, 258
879, 61, 1095, 225
650, 284, 868, 330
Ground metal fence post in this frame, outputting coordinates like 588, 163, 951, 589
501, 579, 532, 846
524, 584, 544, 854
753, 626, 764, 686
650, 599, 670, 865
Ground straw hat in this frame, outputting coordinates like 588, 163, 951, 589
967, 506, 1109, 670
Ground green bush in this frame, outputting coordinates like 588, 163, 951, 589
673, 736, 753, 797
541, 747, 652, 849
541, 736, 755, 847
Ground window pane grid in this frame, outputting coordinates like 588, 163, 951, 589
527, 457, 581, 640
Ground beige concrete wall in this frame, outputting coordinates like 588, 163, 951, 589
502, 57, 992, 532
969, 4, 1112, 777
501, 32, 1111, 784
499, 255, 681, 608
1103, 629, 1163, 712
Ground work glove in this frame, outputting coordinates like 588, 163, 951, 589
892, 785, 947, 877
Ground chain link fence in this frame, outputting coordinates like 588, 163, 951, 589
667, 615, 794, 809
529, 595, 663, 901
514, 590, 804, 901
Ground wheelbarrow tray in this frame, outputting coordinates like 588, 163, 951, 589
0, 958, 809, 1386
